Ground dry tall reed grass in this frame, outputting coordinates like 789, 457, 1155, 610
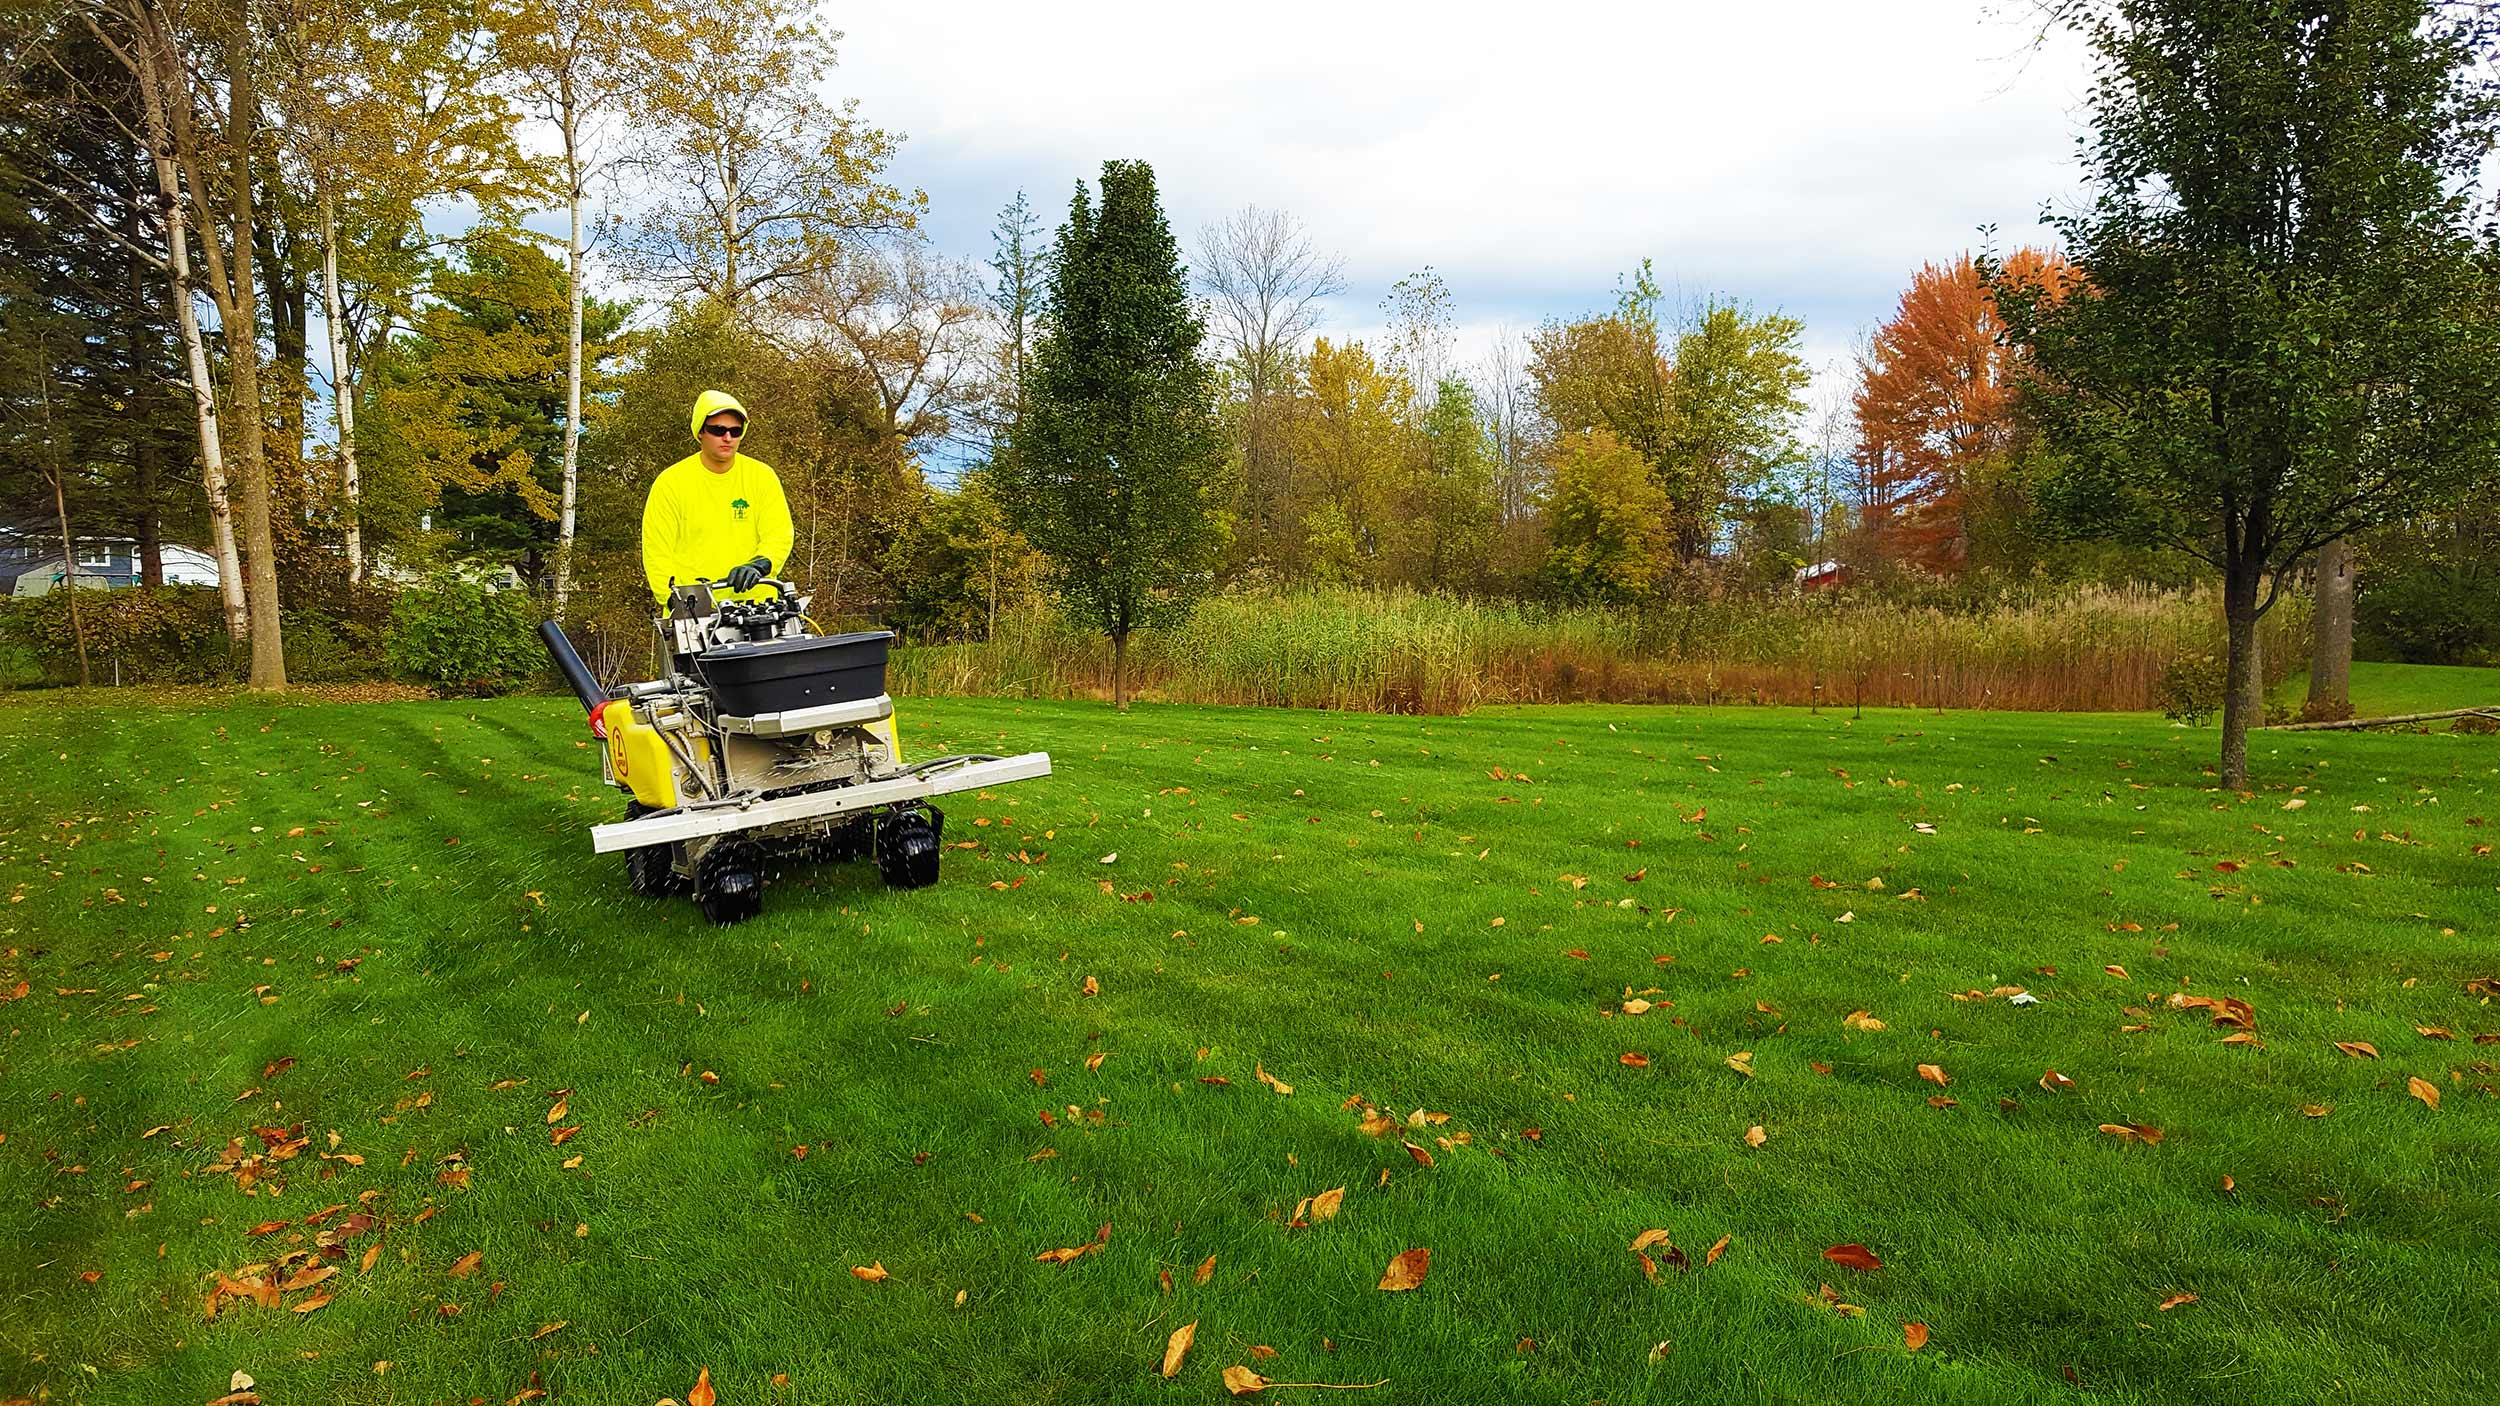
888, 586, 2311, 715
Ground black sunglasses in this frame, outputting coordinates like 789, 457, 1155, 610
702, 422, 746, 438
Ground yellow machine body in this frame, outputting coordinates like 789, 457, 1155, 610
605, 702, 707, 809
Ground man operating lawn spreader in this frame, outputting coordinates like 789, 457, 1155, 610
640, 390, 792, 606
534, 389, 1052, 923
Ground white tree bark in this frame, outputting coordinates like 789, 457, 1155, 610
127, 9, 246, 639
319, 191, 364, 583
552, 100, 585, 618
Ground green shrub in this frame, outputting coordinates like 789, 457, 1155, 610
0, 586, 234, 685
385, 579, 545, 694
2156, 652, 2226, 725
2355, 565, 2500, 666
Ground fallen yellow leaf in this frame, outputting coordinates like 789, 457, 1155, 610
1161, 1321, 1197, 1379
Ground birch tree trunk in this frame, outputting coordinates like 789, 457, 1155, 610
319, 191, 364, 583
552, 102, 585, 617
127, 5, 246, 639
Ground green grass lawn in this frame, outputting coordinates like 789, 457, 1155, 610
2274, 660, 2500, 718
3, 691, 2495, 1405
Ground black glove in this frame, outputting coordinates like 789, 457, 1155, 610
724, 557, 772, 593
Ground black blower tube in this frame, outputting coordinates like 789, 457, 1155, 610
538, 620, 606, 712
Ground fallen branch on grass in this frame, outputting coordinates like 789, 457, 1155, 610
2261, 705, 2500, 732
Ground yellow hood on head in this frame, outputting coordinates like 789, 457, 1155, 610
690, 389, 748, 441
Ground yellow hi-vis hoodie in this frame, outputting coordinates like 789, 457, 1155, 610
641, 391, 795, 604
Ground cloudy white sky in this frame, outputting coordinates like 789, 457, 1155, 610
823, 0, 2101, 410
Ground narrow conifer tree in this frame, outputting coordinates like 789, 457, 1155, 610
1000, 161, 1227, 710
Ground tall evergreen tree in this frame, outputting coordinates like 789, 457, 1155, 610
1994, 0, 2500, 788
988, 188, 1049, 425
998, 160, 1226, 709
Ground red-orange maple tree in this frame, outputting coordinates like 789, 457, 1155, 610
1854, 250, 2075, 572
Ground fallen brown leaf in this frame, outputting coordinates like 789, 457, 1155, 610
1223, 1366, 1271, 1396
1619, 1052, 1650, 1068
1916, 1063, 1949, 1086
1705, 1234, 1731, 1266
1255, 1064, 1294, 1095
1196, 1252, 1217, 1285
2157, 1292, 2197, 1311
1822, 1243, 1882, 1272
1904, 1321, 1930, 1351
447, 1251, 482, 1279
851, 1262, 888, 1282
2332, 1041, 2379, 1059
1377, 1246, 1430, 1291
2097, 1123, 2165, 1144
2039, 1069, 2077, 1093
1743, 1125, 1767, 1148
688, 1367, 716, 1406
1628, 1229, 1672, 1254
2408, 1076, 2441, 1110
291, 1292, 332, 1315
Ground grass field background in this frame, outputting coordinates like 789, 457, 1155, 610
3, 688, 2495, 1404
2274, 661, 2500, 718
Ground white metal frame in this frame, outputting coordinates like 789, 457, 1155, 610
588, 752, 1052, 854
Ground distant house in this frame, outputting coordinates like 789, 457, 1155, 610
1795, 559, 1850, 592
0, 525, 221, 597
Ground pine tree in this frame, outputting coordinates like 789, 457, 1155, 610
999, 160, 1227, 710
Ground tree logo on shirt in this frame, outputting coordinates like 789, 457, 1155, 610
730, 497, 748, 520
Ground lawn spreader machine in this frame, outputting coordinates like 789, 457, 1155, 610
538, 577, 1052, 923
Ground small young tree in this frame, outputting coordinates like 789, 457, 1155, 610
999, 160, 1226, 710
1994, 0, 2500, 788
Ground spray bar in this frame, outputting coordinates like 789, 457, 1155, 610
587, 752, 1053, 854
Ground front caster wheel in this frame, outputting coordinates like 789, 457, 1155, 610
695, 842, 765, 924
876, 806, 943, 889
622, 801, 682, 898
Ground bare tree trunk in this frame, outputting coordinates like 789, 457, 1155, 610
2238, 610, 2266, 726
50, 480, 93, 686
2219, 569, 2260, 790
319, 192, 363, 583
38, 363, 93, 687
1112, 629, 1128, 711
222, 10, 284, 689
123, 186, 168, 590
2306, 537, 2354, 719
552, 106, 586, 618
